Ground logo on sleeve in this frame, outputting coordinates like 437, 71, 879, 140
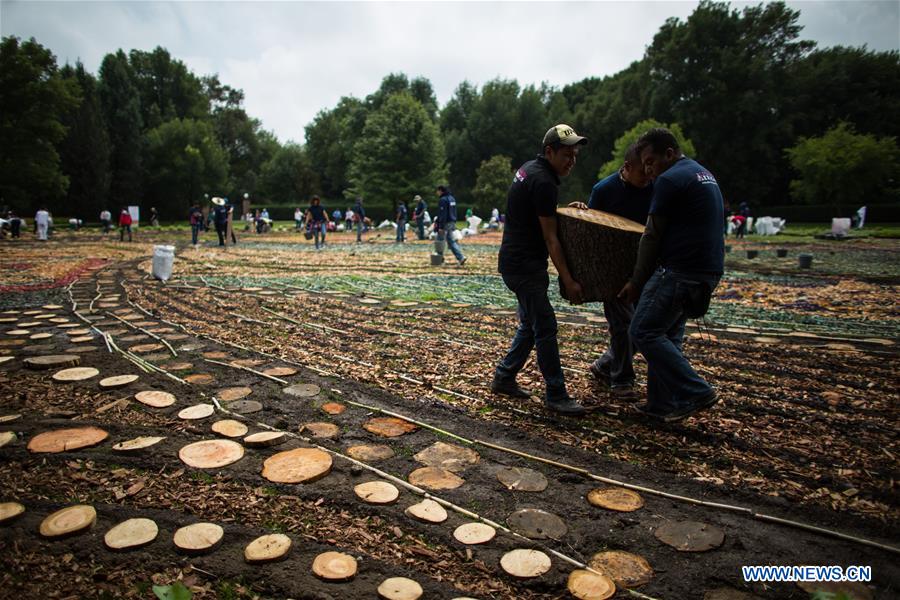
696, 171, 718, 185
513, 168, 527, 183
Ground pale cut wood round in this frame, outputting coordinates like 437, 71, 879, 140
178, 403, 215, 420
301, 422, 340, 438
120, 334, 148, 343
568, 569, 616, 600
211, 419, 249, 438
70, 336, 95, 343
0, 357, 14, 365
179, 439, 244, 468
104, 517, 159, 550
0, 318, 16, 323
0, 339, 26, 347
0, 431, 18, 448
321, 402, 346, 415
173, 522, 224, 553
135, 390, 176, 408
42, 304, 64, 310
27, 426, 108, 453
52, 367, 99, 382
588, 550, 653, 588
217, 386, 252, 402
654, 521, 724, 552
264, 366, 297, 377
378, 577, 423, 600
408, 466, 464, 490
57, 323, 81, 329
67, 328, 91, 336
0, 414, 22, 424
24, 354, 80, 370
99, 374, 139, 389
507, 508, 567, 540
66, 346, 98, 354
404, 499, 448, 523
6, 329, 31, 336
226, 399, 263, 414
500, 549, 552, 578
354, 481, 400, 504
130, 343, 163, 354
414, 441, 479, 472
202, 351, 230, 360
587, 488, 644, 512
161, 361, 192, 371
22, 310, 43, 315
40, 505, 96, 537
346, 444, 395, 462
232, 358, 265, 367
29, 333, 53, 340
364, 417, 417, 437
497, 466, 548, 492
243, 431, 286, 447
17, 321, 43, 328
262, 447, 332, 484
312, 551, 358, 581
244, 533, 292, 563
112, 436, 166, 452
0, 501, 25, 524
453, 522, 495, 545
184, 373, 214, 385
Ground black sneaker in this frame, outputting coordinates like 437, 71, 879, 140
589, 362, 611, 385
459, 256, 467, 267
610, 384, 640, 400
636, 392, 718, 423
545, 396, 587, 417
490, 378, 531, 399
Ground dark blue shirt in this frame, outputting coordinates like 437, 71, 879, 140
437, 192, 457, 228
415, 200, 426, 219
498, 155, 560, 274
588, 172, 654, 225
397, 204, 408, 220
354, 201, 365, 220
213, 205, 229, 225
649, 157, 725, 275
308, 205, 326, 222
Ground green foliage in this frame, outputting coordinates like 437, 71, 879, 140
257, 143, 320, 206
305, 96, 367, 198
598, 119, 696, 178
142, 118, 229, 216
129, 47, 208, 129
152, 581, 192, 600
348, 92, 446, 208
0, 36, 80, 210
785, 122, 899, 211
472, 155, 512, 215
99, 49, 144, 203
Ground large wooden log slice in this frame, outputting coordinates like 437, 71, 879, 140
40, 505, 96, 537
363, 417, 417, 438
173, 522, 224, 554
25, 354, 80, 370
346, 444, 395, 462
104, 517, 159, 550
179, 439, 244, 468
354, 481, 400, 504
500, 549, 552, 578
587, 488, 644, 512
408, 467, 464, 490
507, 508, 567, 540
52, 367, 99, 382
413, 441, 479, 472
654, 520, 724, 552
588, 550, 653, 588
567, 569, 616, 600
244, 533, 292, 563
404, 498, 448, 523
262, 448, 332, 483
134, 390, 176, 408
0, 501, 25, 524
211, 419, 249, 438
496, 466, 548, 492
28, 427, 108, 453
113, 436, 166, 452
312, 551, 358, 581
377, 577, 423, 600
453, 522, 495, 545
556, 207, 644, 302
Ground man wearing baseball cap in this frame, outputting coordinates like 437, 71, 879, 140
492, 124, 588, 417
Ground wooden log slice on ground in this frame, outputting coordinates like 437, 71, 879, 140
263, 366, 297, 377
354, 481, 400, 504
301, 422, 339, 438
28, 427, 108, 453
453, 522, 496, 545
202, 351, 230, 360
232, 358, 265, 367
17, 322, 43, 328
135, 390, 176, 408
556, 206, 644, 302
40, 505, 96, 537
0, 501, 25, 524
244, 533, 292, 563
377, 577, 423, 600
104, 517, 159, 550
160, 362, 193, 371
414, 441, 479, 472
225, 399, 263, 414
70, 336, 95, 343
654, 521, 724, 552
179, 343, 205, 352
0, 339, 26, 347
112, 436, 166, 452
211, 420, 249, 438
99, 374, 139, 389
25, 354, 80, 370
588, 550, 653, 588
0, 414, 22, 423
164, 334, 189, 341
283, 383, 321, 398
179, 439, 244, 468
130, 343, 163, 354
178, 404, 215, 420
243, 431, 286, 447
173, 522, 224, 554
312, 551, 358, 581
184, 373, 214, 385
262, 448, 332, 484
507, 508, 567, 540
404, 499, 448, 523
408, 466, 464, 490
346, 444, 395, 462
6, 329, 31, 336
567, 569, 616, 600
217, 386, 252, 402
120, 335, 148, 343
52, 367, 100, 382
363, 417, 417, 438
497, 466, 548, 492
0, 431, 16, 448
29, 333, 53, 340
0, 357, 13, 366
500, 549, 552, 578
42, 304, 64, 310
321, 402, 346, 415
65, 346, 99, 354
587, 488, 644, 512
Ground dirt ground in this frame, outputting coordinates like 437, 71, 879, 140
0, 229, 897, 600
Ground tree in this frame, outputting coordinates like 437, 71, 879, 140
128, 47, 207, 130
0, 36, 79, 211
257, 144, 320, 206
99, 50, 144, 205
142, 119, 229, 217
305, 96, 367, 198
348, 92, 446, 214
598, 119, 696, 178
785, 122, 899, 214
59, 62, 111, 219
472, 155, 513, 215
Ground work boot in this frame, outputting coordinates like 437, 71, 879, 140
545, 396, 587, 417
490, 377, 531, 399
589, 361, 611, 385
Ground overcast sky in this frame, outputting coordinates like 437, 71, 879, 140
3, 1, 898, 143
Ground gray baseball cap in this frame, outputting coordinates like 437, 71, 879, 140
542, 124, 588, 147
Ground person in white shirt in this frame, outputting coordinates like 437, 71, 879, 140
99, 209, 111, 233
35, 208, 50, 240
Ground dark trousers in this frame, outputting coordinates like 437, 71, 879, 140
592, 297, 636, 387
191, 224, 201, 245
630, 268, 720, 410
416, 217, 425, 240
495, 270, 567, 402
10, 220, 20, 238
216, 222, 235, 245
396, 219, 406, 242
119, 224, 131, 241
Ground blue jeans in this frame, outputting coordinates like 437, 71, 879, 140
593, 297, 636, 387
356, 220, 363, 242
416, 218, 425, 240
495, 271, 567, 402
312, 222, 326, 248
396, 219, 406, 242
191, 224, 201, 245
437, 225, 465, 263
630, 268, 720, 411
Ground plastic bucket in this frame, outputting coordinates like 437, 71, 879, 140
746, 250, 758, 259
430, 253, 444, 266
798, 254, 813, 269
152, 245, 175, 281
776, 248, 788, 258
